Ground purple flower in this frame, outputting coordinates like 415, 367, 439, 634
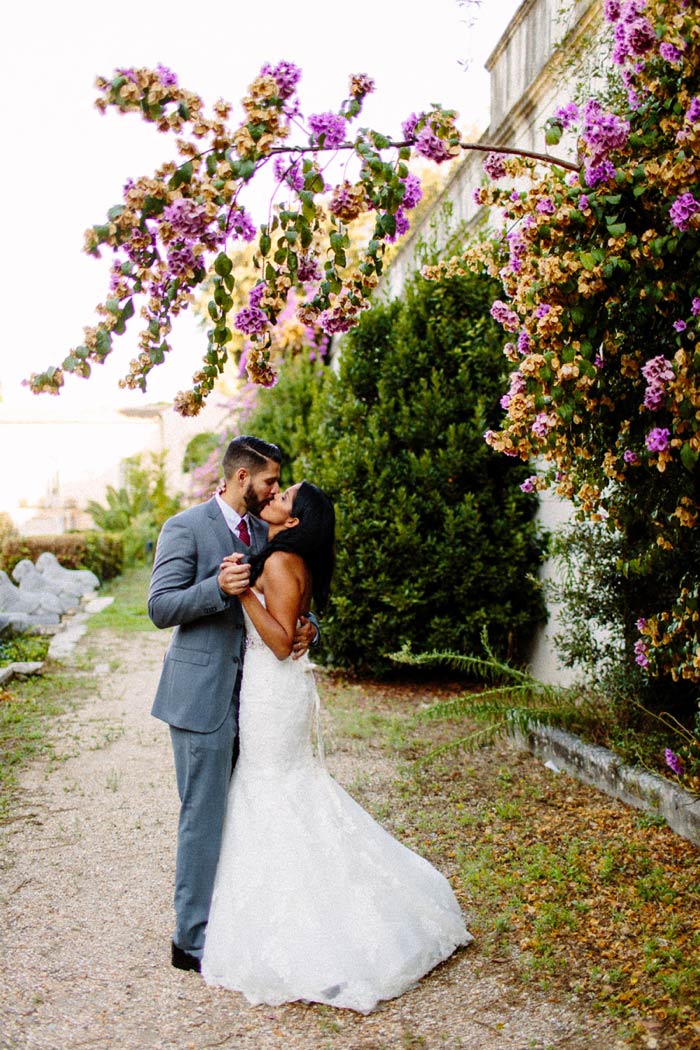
415, 126, 454, 164
386, 208, 410, 242
578, 194, 590, 211
665, 749, 684, 776
674, 319, 688, 333
659, 41, 683, 63
536, 197, 556, 215
554, 102, 579, 128
520, 476, 537, 493
634, 639, 650, 667
624, 449, 640, 464
585, 160, 617, 187
669, 192, 700, 231
273, 156, 305, 193
261, 61, 302, 100
167, 244, 202, 276
227, 207, 256, 243
532, 412, 554, 439
483, 152, 507, 180
627, 88, 641, 110
604, 0, 621, 20
490, 300, 520, 331
401, 112, 422, 139
163, 198, 210, 240
234, 306, 269, 335
636, 617, 647, 630
646, 427, 671, 452
581, 100, 630, 160
297, 253, 322, 283
692, 297, 700, 316
308, 112, 347, 149
627, 17, 656, 56
535, 303, 551, 318
686, 97, 700, 124
517, 330, 531, 354
401, 173, 423, 209
318, 308, 356, 335
642, 356, 675, 384
248, 283, 265, 308
156, 64, 178, 89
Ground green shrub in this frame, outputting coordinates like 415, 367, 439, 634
182, 432, 220, 473
243, 354, 328, 487
0, 531, 123, 582
247, 265, 543, 673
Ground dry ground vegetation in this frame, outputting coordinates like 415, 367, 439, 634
0, 566, 697, 1050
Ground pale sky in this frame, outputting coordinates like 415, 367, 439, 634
0, 0, 521, 417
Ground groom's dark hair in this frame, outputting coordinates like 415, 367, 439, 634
222, 436, 282, 479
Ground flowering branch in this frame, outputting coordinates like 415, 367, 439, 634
25, 61, 577, 414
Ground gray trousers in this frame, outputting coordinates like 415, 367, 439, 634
169, 696, 239, 958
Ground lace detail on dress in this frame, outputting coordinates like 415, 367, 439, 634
202, 590, 471, 1013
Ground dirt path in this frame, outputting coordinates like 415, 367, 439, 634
0, 628, 632, 1050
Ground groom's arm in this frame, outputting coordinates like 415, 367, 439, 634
148, 517, 245, 629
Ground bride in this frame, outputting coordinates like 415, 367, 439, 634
201, 481, 471, 1013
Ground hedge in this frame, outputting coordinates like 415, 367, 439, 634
0, 531, 124, 583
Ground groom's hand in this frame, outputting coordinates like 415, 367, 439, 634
218, 552, 251, 597
292, 616, 316, 659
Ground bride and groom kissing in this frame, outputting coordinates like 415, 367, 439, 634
148, 435, 471, 1014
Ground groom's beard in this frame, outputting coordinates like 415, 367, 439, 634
243, 481, 265, 517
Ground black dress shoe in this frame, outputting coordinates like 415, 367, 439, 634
171, 941, 201, 973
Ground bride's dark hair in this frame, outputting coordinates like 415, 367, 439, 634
248, 481, 336, 612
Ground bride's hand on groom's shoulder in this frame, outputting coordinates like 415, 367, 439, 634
218, 552, 251, 597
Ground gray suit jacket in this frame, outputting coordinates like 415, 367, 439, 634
148, 498, 268, 732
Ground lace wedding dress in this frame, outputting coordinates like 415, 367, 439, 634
201, 594, 471, 1013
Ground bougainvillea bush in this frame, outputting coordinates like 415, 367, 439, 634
426, 0, 700, 692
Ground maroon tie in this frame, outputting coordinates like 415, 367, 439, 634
237, 517, 251, 546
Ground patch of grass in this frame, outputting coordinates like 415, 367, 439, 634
0, 670, 91, 821
0, 635, 51, 667
317, 673, 700, 1049
87, 563, 155, 634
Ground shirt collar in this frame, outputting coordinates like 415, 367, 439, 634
214, 493, 249, 535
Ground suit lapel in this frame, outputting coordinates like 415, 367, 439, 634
206, 498, 239, 558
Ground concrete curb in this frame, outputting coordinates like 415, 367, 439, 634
513, 723, 700, 847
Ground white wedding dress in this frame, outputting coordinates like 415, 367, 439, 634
201, 594, 471, 1013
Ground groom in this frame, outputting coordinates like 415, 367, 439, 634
148, 435, 316, 973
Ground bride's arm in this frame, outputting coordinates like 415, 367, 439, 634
239, 552, 305, 660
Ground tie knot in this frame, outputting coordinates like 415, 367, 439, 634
237, 517, 251, 546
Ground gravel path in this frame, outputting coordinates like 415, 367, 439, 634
0, 628, 633, 1050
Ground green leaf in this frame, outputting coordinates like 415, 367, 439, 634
680, 443, 698, 472
107, 205, 125, 221
214, 253, 233, 277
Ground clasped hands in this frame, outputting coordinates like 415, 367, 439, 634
218, 553, 315, 659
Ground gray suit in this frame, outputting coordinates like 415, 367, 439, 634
148, 497, 268, 957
